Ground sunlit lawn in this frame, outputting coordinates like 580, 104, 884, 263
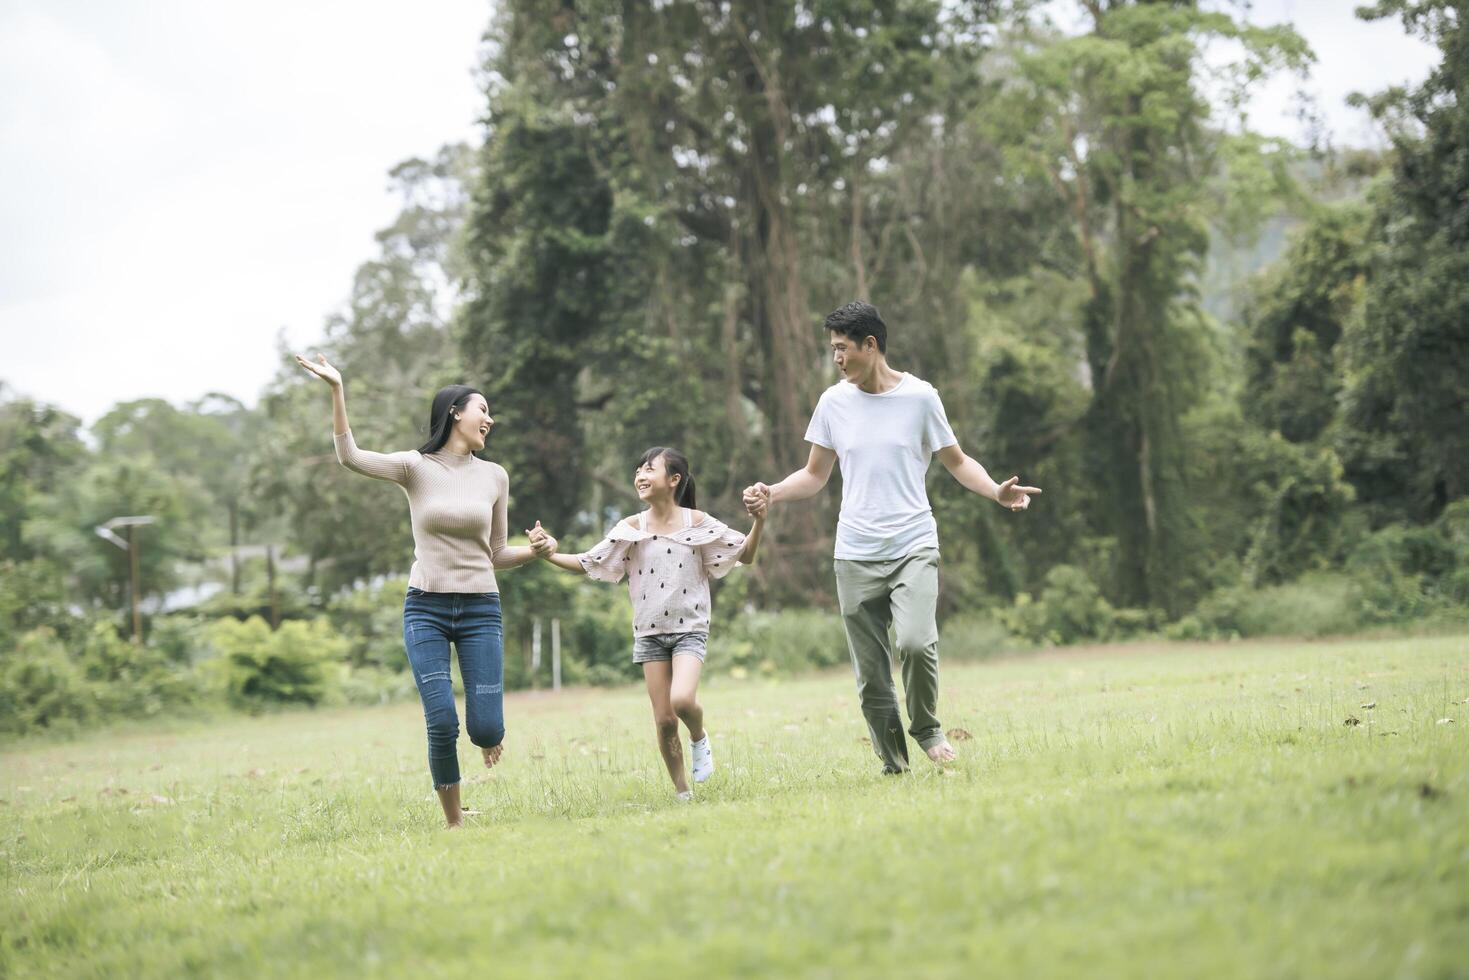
3, 634, 1466, 978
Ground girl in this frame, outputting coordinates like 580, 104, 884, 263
296, 353, 550, 829
534, 447, 765, 800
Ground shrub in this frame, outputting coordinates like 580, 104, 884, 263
0, 627, 94, 735
938, 614, 1013, 661
326, 577, 412, 671
1171, 573, 1362, 640
208, 617, 343, 711
80, 620, 200, 718
709, 609, 847, 677
998, 565, 1152, 646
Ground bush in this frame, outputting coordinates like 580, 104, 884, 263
0, 627, 94, 735
939, 614, 1014, 661
208, 617, 343, 711
708, 609, 847, 678
144, 614, 213, 664
1171, 573, 1362, 640
79, 620, 200, 718
1346, 522, 1460, 623
326, 577, 412, 670
998, 565, 1153, 646
331, 663, 419, 706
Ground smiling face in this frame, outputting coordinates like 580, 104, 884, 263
829, 329, 880, 382
452, 394, 493, 452
633, 453, 680, 504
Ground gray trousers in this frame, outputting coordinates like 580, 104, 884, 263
834, 547, 944, 772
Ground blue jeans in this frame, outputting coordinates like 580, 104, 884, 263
402, 588, 505, 788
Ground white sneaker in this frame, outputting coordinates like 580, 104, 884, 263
690, 735, 714, 783
675, 789, 694, 802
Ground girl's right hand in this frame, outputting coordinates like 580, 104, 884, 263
295, 353, 342, 388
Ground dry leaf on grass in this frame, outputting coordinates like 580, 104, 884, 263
946, 728, 974, 741
1360, 702, 1377, 710
1344, 716, 1362, 726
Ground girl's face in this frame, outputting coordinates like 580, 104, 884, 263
454, 395, 493, 452
633, 454, 679, 503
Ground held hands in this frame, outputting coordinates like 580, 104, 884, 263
741, 483, 771, 519
294, 353, 342, 388
996, 476, 1042, 513
527, 520, 557, 558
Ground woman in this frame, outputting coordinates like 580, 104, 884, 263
296, 353, 548, 829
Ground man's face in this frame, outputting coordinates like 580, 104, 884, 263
829, 331, 877, 380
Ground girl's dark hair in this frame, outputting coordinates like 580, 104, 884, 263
418, 384, 486, 454
637, 446, 696, 509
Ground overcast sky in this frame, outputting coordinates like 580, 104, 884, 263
0, 1, 1437, 424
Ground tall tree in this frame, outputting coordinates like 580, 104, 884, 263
996, 2, 1309, 611
1339, 0, 1469, 521
252, 144, 478, 591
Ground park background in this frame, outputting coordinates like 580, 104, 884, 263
2, 0, 1466, 726
2, 2, 1467, 976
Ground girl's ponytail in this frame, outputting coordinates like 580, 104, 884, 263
677, 472, 697, 509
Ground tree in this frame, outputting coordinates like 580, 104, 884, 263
1339, 0, 1469, 521
995, 2, 1309, 611
251, 144, 478, 591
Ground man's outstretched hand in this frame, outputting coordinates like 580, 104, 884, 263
996, 477, 1041, 513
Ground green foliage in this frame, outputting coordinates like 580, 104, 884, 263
998, 564, 1154, 647
209, 617, 342, 712
1340, 0, 1469, 519
0, 557, 75, 649
78, 620, 200, 719
325, 576, 411, 670
250, 145, 476, 592
0, 627, 94, 735
708, 609, 848, 678
1170, 574, 1361, 641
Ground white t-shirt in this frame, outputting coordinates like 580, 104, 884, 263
804, 372, 958, 561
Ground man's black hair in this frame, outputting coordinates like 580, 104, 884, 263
824, 301, 887, 354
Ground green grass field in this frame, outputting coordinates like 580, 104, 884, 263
3, 635, 1467, 978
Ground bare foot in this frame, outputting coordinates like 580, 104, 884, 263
925, 740, 957, 764
445, 818, 464, 831
482, 744, 503, 769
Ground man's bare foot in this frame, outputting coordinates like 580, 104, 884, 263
482, 744, 503, 768
926, 740, 957, 764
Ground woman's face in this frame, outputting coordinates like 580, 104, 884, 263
633, 454, 679, 503
454, 395, 493, 451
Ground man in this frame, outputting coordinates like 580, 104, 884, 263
744, 301, 1040, 772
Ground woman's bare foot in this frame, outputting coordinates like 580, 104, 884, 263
925, 740, 957, 764
482, 743, 504, 769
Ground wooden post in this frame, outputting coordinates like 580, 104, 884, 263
127, 524, 143, 644
531, 617, 542, 680
266, 544, 280, 630
551, 618, 561, 692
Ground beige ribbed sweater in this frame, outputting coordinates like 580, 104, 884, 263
334, 429, 512, 593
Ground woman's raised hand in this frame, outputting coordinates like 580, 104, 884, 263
527, 520, 557, 558
295, 353, 342, 388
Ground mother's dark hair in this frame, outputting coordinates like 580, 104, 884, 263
418, 384, 486, 454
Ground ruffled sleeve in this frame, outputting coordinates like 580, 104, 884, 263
682, 515, 747, 580
577, 520, 647, 584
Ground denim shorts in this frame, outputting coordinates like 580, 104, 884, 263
632, 631, 708, 664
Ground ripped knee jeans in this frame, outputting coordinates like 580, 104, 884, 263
403, 588, 506, 789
